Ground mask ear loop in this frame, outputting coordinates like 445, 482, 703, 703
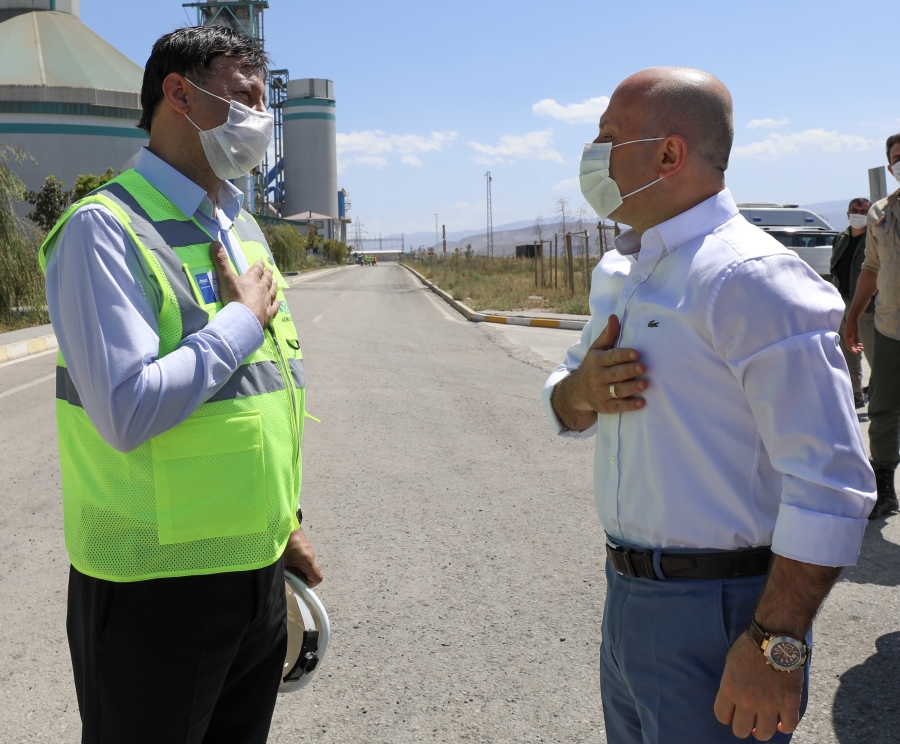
621, 176, 664, 200
182, 76, 232, 132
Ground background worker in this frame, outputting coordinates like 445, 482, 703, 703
41, 26, 321, 743
831, 197, 874, 408
846, 133, 900, 519
546, 67, 874, 743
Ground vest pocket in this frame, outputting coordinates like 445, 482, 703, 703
151, 411, 267, 546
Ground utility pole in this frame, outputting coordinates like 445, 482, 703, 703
442, 224, 447, 280
485, 172, 494, 259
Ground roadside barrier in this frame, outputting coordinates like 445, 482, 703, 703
0, 332, 57, 363
401, 263, 587, 331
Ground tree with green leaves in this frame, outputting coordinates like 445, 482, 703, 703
0, 144, 48, 327
71, 168, 116, 203
25, 175, 69, 232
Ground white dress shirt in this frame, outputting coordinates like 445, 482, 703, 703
45, 148, 263, 454
542, 189, 875, 567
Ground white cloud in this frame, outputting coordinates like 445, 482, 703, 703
335, 130, 457, 169
552, 177, 580, 192
747, 117, 789, 130
734, 128, 870, 160
533, 96, 610, 124
467, 129, 564, 164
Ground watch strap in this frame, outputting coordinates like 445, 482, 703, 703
747, 618, 768, 649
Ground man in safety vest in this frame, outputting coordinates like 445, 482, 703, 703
40, 26, 322, 743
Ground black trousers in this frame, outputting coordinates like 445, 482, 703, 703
869, 328, 900, 467
67, 558, 287, 744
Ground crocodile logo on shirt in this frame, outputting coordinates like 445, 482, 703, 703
648, 320, 660, 328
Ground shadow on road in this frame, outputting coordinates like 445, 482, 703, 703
839, 517, 900, 587
833, 631, 900, 742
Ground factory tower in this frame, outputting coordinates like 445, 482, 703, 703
0, 0, 147, 196
282, 78, 339, 234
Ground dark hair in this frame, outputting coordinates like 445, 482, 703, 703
887, 133, 900, 162
848, 197, 870, 208
138, 26, 270, 134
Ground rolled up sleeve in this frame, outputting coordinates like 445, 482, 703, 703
862, 221, 880, 274
542, 314, 598, 439
712, 255, 875, 566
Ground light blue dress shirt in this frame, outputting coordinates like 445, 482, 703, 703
45, 147, 264, 453
542, 189, 876, 567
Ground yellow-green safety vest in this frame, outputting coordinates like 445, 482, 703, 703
39, 169, 305, 582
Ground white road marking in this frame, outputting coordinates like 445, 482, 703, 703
422, 290, 464, 323
0, 372, 55, 398
312, 315, 323, 323
0, 348, 57, 369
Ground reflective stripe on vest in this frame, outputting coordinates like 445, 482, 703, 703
40, 169, 306, 582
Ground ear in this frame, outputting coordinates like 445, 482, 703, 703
658, 135, 688, 178
161, 73, 192, 117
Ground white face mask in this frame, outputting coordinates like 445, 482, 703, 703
848, 213, 868, 229
184, 78, 274, 181
579, 138, 664, 220
891, 163, 900, 184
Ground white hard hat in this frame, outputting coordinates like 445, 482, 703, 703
279, 570, 330, 694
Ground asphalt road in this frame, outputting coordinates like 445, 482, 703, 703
0, 263, 898, 743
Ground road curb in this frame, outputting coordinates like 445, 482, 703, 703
0, 265, 344, 364
0, 333, 58, 364
401, 264, 587, 330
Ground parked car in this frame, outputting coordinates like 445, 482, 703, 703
758, 227, 835, 277
736, 203, 835, 277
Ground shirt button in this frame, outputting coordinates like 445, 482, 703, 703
610, 456, 617, 465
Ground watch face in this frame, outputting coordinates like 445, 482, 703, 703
769, 640, 802, 669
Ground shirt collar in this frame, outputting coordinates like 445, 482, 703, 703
134, 147, 245, 223
614, 188, 739, 257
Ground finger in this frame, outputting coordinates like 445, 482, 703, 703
777, 703, 801, 734
252, 260, 266, 277
608, 379, 648, 399
732, 711, 756, 740
593, 347, 641, 368
599, 397, 645, 414
208, 241, 234, 276
751, 717, 778, 741
602, 362, 647, 384
589, 314, 621, 351
713, 693, 735, 725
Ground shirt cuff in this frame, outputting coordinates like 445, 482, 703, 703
207, 302, 264, 365
542, 365, 597, 439
771, 502, 869, 567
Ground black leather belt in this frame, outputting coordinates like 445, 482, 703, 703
606, 543, 773, 580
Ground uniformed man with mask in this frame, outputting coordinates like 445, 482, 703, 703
41, 26, 321, 743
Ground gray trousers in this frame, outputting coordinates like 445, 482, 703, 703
869, 328, 900, 467
839, 306, 875, 394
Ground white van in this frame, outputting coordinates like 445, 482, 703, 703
737, 203, 835, 277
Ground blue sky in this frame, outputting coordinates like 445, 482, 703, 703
84, 0, 899, 237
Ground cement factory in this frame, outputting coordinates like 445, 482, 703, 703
0, 0, 349, 241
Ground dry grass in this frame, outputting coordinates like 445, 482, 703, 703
406, 254, 595, 315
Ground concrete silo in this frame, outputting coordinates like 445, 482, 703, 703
282, 78, 338, 235
0, 0, 147, 197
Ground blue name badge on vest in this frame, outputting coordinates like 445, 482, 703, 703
195, 271, 221, 304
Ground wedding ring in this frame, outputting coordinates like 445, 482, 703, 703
609, 383, 620, 399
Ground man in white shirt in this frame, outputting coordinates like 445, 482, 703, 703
544, 67, 874, 743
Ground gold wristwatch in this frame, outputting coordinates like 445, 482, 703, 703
747, 618, 809, 672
